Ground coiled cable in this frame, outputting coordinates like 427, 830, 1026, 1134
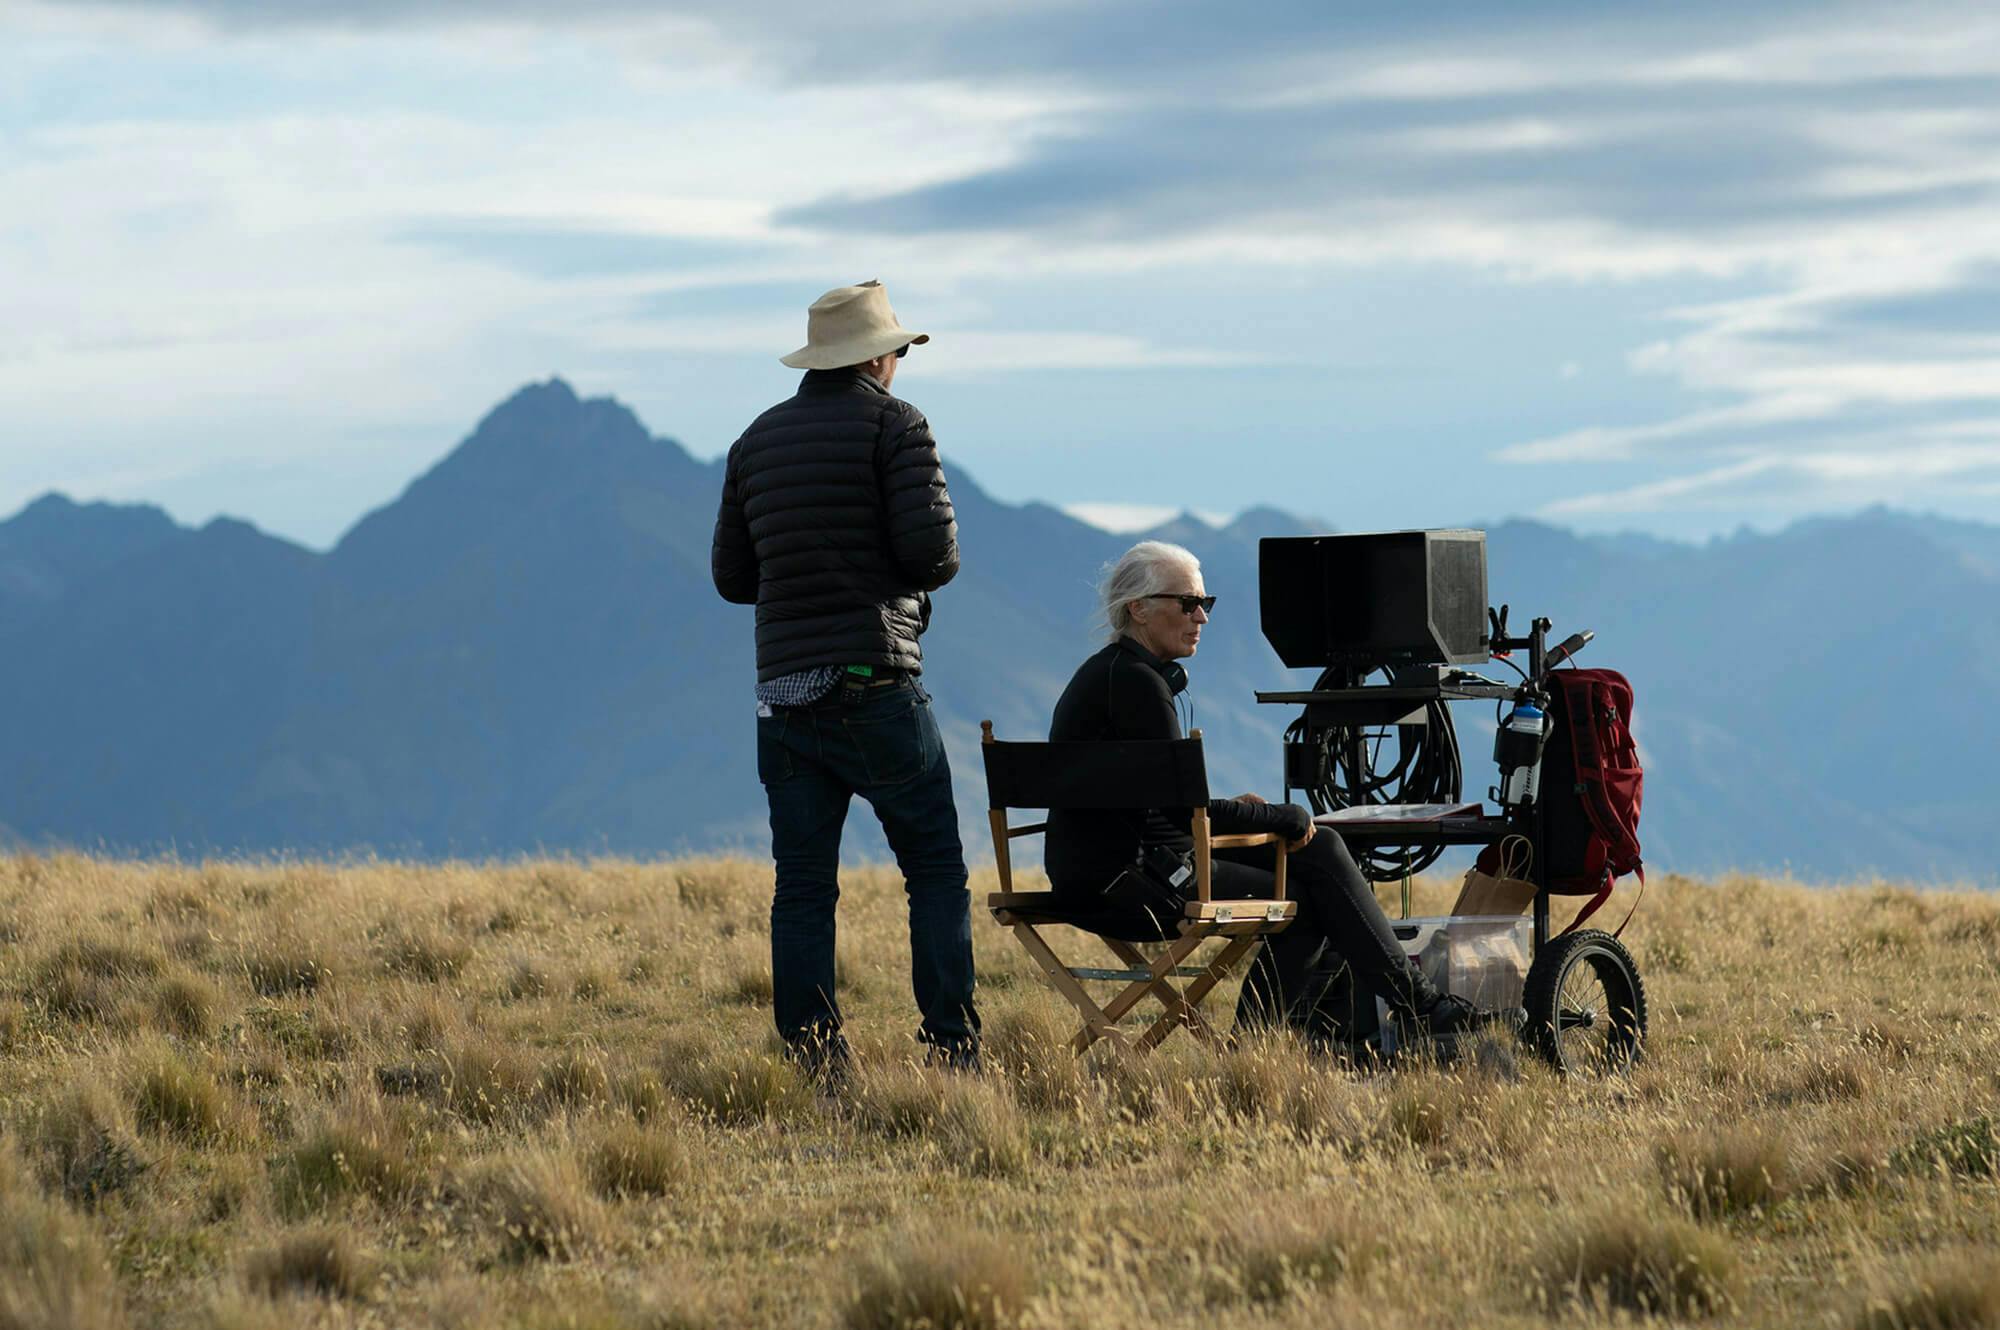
1283, 666, 1463, 881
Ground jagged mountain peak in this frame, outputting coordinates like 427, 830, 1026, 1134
459, 376, 653, 463
1224, 505, 1326, 541
2, 490, 181, 538
0, 492, 189, 606
330, 377, 708, 572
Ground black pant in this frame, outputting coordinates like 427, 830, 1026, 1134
1211, 831, 1414, 1041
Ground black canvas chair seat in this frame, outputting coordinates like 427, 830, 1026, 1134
980, 721, 1297, 1056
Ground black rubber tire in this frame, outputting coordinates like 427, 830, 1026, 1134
1521, 928, 1647, 1075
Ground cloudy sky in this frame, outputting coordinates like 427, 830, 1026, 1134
4, 1, 1998, 547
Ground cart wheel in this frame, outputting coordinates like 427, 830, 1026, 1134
1522, 929, 1647, 1075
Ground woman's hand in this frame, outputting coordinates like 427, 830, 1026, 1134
1274, 802, 1315, 850
1232, 792, 1268, 805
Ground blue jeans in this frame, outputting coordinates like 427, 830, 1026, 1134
756, 679, 978, 1064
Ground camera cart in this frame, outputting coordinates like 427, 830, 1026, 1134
1256, 531, 1647, 1075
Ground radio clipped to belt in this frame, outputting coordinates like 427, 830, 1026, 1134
841, 664, 905, 691
1100, 840, 1195, 931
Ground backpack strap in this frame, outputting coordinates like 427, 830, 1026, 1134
1556, 874, 1613, 937
1556, 864, 1646, 938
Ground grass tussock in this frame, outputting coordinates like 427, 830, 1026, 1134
246, 1001, 351, 1061
504, 1284, 717, 1330
727, 959, 773, 1006
1212, 1035, 1316, 1123
31, 936, 163, 1025
376, 924, 471, 982
503, 956, 552, 1002
585, 1121, 694, 1199
1657, 1124, 1798, 1218
852, 1061, 1028, 1177
1542, 1208, 1740, 1318
143, 879, 214, 924
616, 1069, 671, 1123
1378, 1068, 1492, 1157
1782, 1051, 1875, 1104
478, 1151, 607, 1264
1854, 1252, 2000, 1330
441, 1032, 538, 1124
662, 1046, 810, 1126
30, 1081, 148, 1208
851, 1061, 953, 1139
674, 860, 768, 913
1892, 1114, 1998, 1180
984, 1005, 1085, 1113
124, 1042, 241, 1143
146, 970, 222, 1040
241, 939, 331, 997
1804, 1126, 1895, 1197
0, 1149, 127, 1330
538, 1046, 612, 1110
271, 1098, 422, 1216
242, 1228, 376, 1301
937, 1079, 1029, 1178
844, 1228, 1026, 1330
1202, 1204, 1365, 1305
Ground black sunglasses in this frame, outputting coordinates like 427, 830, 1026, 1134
1144, 593, 1216, 615
895, 343, 911, 359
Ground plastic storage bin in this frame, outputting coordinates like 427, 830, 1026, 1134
1388, 915, 1533, 1011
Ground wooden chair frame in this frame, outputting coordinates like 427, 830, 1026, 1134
981, 721, 1297, 1056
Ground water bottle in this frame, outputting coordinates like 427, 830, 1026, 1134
1494, 700, 1550, 807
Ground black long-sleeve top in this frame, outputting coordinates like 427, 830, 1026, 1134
1043, 636, 1311, 900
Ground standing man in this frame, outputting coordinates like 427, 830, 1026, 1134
711, 280, 979, 1079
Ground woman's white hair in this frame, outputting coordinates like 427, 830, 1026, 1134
1098, 540, 1201, 642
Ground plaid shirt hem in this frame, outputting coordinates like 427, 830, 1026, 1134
755, 666, 845, 708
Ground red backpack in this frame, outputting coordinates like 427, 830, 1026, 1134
1542, 667, 1643, 931
1479, 667, 1644, 934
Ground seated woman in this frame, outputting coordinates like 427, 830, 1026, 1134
1045, 540, 1476, 1046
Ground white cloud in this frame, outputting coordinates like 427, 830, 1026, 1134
1544, 437, 2000, 517
1062, 503, 1234, 533
1063, 502, 1179, 532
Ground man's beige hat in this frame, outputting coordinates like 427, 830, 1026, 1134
781, 279, 930, 370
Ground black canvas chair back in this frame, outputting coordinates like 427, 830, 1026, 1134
982, 738, 1209, 812
979, 721, 1296, 1056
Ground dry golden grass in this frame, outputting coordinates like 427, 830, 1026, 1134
0, 852, 1993, 1327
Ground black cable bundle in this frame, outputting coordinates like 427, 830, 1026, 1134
1283, 667, 1463, 881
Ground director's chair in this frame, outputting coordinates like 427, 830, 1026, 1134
981, 721, 1297, 1056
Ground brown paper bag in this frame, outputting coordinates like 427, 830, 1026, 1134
1450, 835, 1537, 916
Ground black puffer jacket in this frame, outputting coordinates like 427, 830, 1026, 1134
711, 369, 960, 682
1045, 637, 1313, 899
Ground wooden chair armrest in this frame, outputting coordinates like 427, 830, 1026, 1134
1210, 832, 1286, 849
1182, 898, 1296, 926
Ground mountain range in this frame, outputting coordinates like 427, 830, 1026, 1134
3, 379, 1995, 885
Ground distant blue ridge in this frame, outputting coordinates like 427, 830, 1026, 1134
1, 381, 1993, 886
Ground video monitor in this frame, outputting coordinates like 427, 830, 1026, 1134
1259, 529, 1488, 669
